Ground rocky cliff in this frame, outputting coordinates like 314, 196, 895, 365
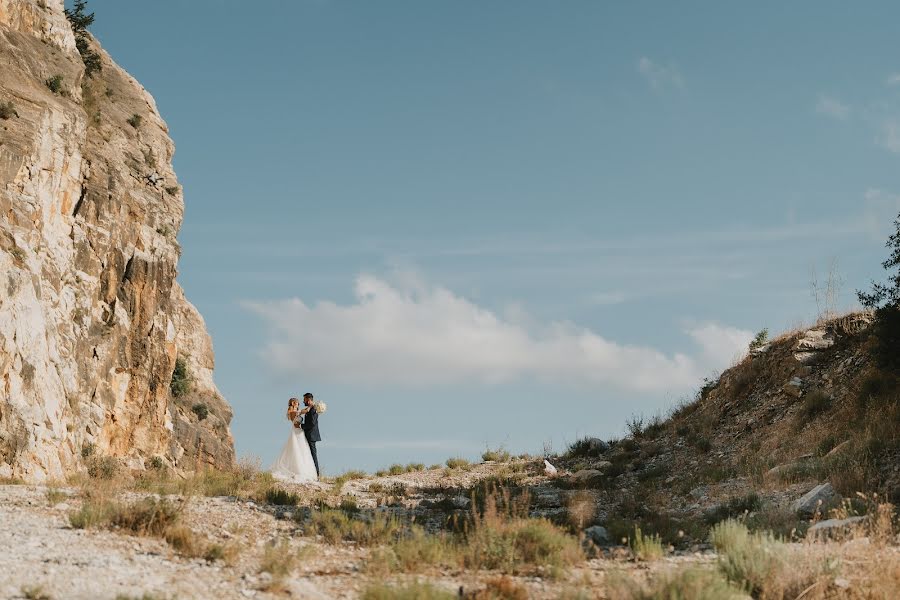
0, 0, 233, 481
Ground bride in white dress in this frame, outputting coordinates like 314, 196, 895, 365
270, 398, 319, 482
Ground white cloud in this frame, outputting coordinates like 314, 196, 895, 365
244, 275, 751, 393
637, 57, 685, 92
815, 95, 850, 120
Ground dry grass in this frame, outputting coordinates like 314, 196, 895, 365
629, 526, 665, 561
467, 576, 529, 600
362, 581, 456, 600
304, 509, 403, 546
609, 568, 744, 600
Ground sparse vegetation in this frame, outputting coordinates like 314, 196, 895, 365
191, 402, 209, 421
303, 509, 403, 546
748, 328, 769, 352
86, 455, 119, 480
45, 74, 64, 94
169, 357, 191, 398
446, 457, 471, 469
263, 487, 299, 506
362, 582, 456, 600
629, 525, 664, 561
796, 388, 832, 425
611, 568, 744, 600
127, 114, 143, 128
165, 185, 180, 195
482, 447, 511, 462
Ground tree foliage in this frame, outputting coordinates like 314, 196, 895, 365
64, 0, 102, 77
858, 211, 900, 368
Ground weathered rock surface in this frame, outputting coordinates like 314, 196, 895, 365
792, 483, 838, 516
0, 0, 233, 480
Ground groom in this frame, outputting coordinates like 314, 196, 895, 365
301, 392, 321, 476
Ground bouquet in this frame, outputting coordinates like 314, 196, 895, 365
314, 400, 327, 414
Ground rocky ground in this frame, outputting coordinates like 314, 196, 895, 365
2, 452, 896, 600
0, 463, 724, 600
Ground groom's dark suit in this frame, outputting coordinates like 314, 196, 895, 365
301, 406, 321, 476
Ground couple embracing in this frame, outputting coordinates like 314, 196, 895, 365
271, 392, 323, 483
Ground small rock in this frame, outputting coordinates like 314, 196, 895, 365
53, 502, 70, 511
572, 469, 603, 484
792, 483, 838, 516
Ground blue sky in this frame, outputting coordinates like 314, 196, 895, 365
84, 1, 900, 473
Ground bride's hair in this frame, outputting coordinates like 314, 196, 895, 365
286, 397, 300, 420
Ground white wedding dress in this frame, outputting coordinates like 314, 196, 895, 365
271, 418, 318, 483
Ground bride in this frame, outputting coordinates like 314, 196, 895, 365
270, 398, 319, 482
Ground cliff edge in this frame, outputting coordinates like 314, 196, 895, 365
0, 0, 234, 480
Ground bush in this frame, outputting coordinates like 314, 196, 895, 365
87, 455, 119, 480
611, 567, 744, 600
796, 389, 832, 425
127, 114, 142, 128
463, 493, 583, 578
45, 75, 64, 94
446, 457, 470, 469
469, 577, 529, 600
710, 520, 789, 597
65, 0, 102, 76
264, 488, 299, 506
148, 456, 165, 471
362, 582, 456, 600
858, 209, 900, 369
704, 493, 762, 525
748, 328, 769, 352
482, 447, 511, 462
565, 437, 606, 459
630, 525, 664, 561
304, 509, 402, 546
191, 403, 209, 421
0, 100, 16, 119
170, 357, 191, 397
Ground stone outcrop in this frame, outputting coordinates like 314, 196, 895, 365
0, 0, 233, 480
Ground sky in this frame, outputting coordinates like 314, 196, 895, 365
82, 1, 900, 474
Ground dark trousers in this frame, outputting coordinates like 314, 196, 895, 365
308, 440, 320, 476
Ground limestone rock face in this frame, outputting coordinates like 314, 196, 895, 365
0, 0, 234, 480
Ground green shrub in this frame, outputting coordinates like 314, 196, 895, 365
45, 75, 64, 94
192, 403, 209, 421
148, 456, 165, 471
170, 357, 191, 397
165, 185, 180, 195
704, 493, 762, 525
565, 437, 606, 458
127, 114, 142, 128
748, 328, 769, 352
264, 488, 299, 506
710, 520, 788, 597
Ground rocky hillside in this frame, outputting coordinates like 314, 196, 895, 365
0, 0, 233, 481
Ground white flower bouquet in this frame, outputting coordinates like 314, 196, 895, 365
314, 400, 327, 414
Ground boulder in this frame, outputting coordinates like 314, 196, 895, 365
792, 483, 838, 516
584, 525, 611, 546
796, 328, 835, 351
808, 516, 865, 539
451, 495, 471, 510
543, 460, 558, 476
585, 438, 609, 454
783, 377, 803, 398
